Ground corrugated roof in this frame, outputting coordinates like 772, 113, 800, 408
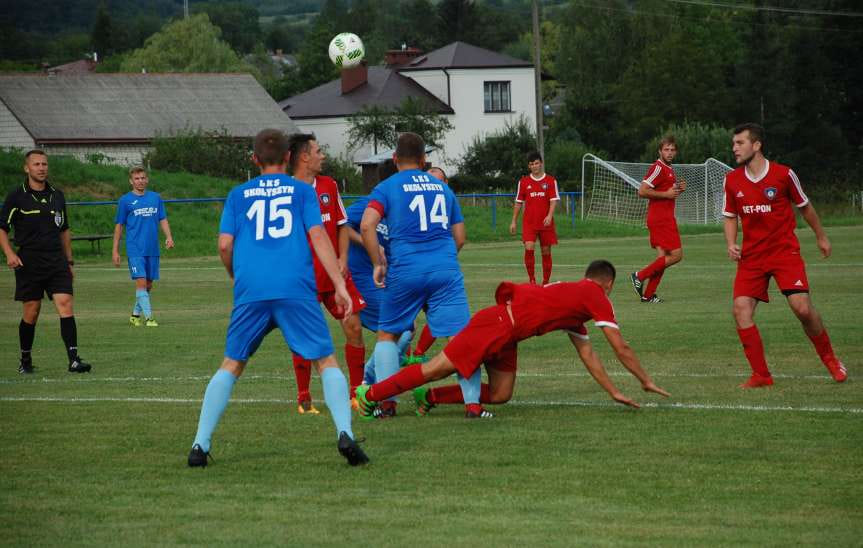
398, 41, 532, 71
0, 73, 298, 142
279, 66, 454, 120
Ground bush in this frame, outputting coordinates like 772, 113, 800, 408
321, 150, 363, 194
143, 128, 253, 181
544, 140, 607, 187
453, 116, 537, 192
641, 121, 734, 165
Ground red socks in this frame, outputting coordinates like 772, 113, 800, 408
737, 325, 771, 378
413, 325, 435, 355
638, 256, 667, 281
524, 249, 536, 282
643, 270, 664, 299
541, 253, 552, 284
428, 383, 491, 404
292, 354, 312, 402
807, 329, 836, 365
367, 364, 426, 402
344, 344, 365, 397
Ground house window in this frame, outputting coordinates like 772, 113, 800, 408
484, 81, 511, 112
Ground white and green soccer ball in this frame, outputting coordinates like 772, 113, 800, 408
328, 32, 365, 69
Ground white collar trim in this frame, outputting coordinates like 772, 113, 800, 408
529, 173, 546, 181
745, 160, 770, 183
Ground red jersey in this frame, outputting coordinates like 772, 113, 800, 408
642, 159, 677, 224
515, 173, 560, 230
310, 175, 348, 293
722, 161, 808, 263
494, 279, 618, 341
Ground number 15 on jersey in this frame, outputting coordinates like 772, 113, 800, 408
409, 193, 448, 231
246, 196, 293, 240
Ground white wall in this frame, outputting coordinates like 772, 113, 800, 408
0, 102, 36, 149
42, 144, 149, 166
296, 65, 537, 181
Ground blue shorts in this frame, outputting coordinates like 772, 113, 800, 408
353, 274, 383, 331
224, 299, 334, 362
128, 256, 159, 280
378, 268, 469, 338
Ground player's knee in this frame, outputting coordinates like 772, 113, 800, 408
669, 249, 683, 264
790, 300, 813, 322
488, 389, 512, 404
732, 302, 753, 325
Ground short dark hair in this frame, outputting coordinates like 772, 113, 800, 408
395, 132, 425, 164
659, 135, 677, 149
733, 123, 765, 147
584, 259, 616, 282
24, 149, 46, 161
254, 129, 289, 167
286, 133, 316, 170
527, 151, 542, 163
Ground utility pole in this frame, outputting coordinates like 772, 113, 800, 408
532, 0, 544, 158
184, 0, 189, 18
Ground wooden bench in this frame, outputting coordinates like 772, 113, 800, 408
71, 234, 112, 254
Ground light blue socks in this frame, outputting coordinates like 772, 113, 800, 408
457, 367, 482, 405
135, 289, 152, 319
321, 367, 353, 439
192, 369, 237, 452
363, 329, 414, 385
373, 340, 400, 401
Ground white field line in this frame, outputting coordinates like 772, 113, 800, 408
0, 371, 840, 385
0, 395, 860, 414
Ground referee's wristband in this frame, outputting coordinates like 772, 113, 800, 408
67, 259, 75, 266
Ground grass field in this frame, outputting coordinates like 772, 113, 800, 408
1, 226, 861, 546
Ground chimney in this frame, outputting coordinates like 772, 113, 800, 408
341, 61, 368, 95
384, 47, 423, 67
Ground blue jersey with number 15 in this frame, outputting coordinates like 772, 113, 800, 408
368, 169, 463, 275
219, 174, 322, 306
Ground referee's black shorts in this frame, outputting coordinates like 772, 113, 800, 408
13, 249, 73, 301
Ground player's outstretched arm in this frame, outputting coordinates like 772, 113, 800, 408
360, 207, 386, 287
798, 203, 831, 258
111, 224, 124, 266
451, 222, 466, 252
568, 333, 639, 408
723, 217, 741, 261
309, 225, 352, 317
218, 233, 234, 279
600, 327, 670, 398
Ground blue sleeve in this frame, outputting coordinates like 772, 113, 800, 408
368, 181, 389, 214
219, 191, 237, 235
157, 194, 167, 221
345, 197, 369, 229
113, 196, 127, 225
300, 184, 323, 232
448, 187, 464, 224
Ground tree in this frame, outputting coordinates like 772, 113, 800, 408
120, 14, 258, 76
192, 2, 261, 54
91, 2, 113, 57
346, 105, 398, 155
393, 97, 454, 150
347, 98, 454, 155
457, 116, 536, 184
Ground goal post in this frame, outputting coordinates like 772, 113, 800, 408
580, 154, 733, 225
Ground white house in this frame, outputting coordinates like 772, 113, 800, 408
0, 73, 298, 165
280, 41, 537, 177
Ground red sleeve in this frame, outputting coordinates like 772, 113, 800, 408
549, 177, 560, 201
586, 286, 618, 329
722, 175, 737, 218
367, 200, 385, 216
643, 163, 662, 188
334, 188, 347, 225
787, 169, 809, 208
566, 324, 589, 340
515, 178, 525, 203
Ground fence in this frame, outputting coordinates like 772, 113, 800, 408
63, 192, 583, 230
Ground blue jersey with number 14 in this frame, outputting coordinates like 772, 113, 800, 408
368, 169, 463, 275
219, 174, 322, 306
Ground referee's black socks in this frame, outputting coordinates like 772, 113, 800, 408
19, 320, 35, 363
60, 316, 79, 362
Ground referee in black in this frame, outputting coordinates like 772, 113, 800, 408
0, 149, 91, 374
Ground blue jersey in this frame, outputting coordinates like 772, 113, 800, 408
219, 174, 322, 306
346, 196, 390, 278
114, 191, 166, 257
367, 169, 463, 275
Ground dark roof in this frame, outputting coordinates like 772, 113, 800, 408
279, 66, 454, 120
398, 41, 532, 71
0, 73, 298, 143
47, 59, 97, 74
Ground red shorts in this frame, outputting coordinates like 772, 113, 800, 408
733, 253, 809, 303
442, 304, 518, 377
319, 275, 367, 320
522, 224, 558, 246
647, 218, 681, 250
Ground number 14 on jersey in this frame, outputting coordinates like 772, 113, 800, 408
409, 193, 448, 231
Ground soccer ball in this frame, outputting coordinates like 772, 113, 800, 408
328, 33, 365, 69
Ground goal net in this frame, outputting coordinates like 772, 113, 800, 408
580, 154, 732, 225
